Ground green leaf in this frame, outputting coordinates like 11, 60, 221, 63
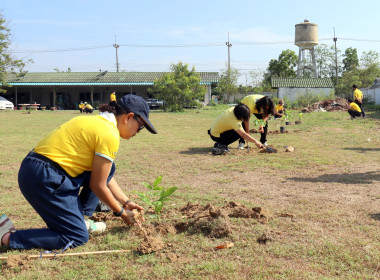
162, 187, 178, 199
137, 193, 153, 207
153, 176, 162, 187
141, 182, 153, 190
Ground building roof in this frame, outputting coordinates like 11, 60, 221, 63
3, 71, 220, 86
271, 77, 334, 88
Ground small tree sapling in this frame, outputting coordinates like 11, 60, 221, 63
137, 176, 178, 221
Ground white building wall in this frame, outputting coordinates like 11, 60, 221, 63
278, 87, 333, 101
362, 87, 380, 105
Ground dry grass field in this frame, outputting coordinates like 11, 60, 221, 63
0, 107, 379, 279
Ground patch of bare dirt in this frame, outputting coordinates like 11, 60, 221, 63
175, 203, 232, 238
90, 212, 119, 222
137, 236, 164, 254
5, 255, 33, 269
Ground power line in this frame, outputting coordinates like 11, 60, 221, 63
10, 37, 380, 55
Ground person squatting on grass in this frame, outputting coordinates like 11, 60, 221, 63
352, 85, 365, 117
0, 95, 157, 250
274, 99, 285, 119
347, 98, 362, 119
239, 94, 276, 149
208, 103, 264, 155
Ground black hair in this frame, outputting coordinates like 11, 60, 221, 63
234, 103, 251, 122
99, 101, 129, 116
352, 84, 357, 89
347, 98, 353, 103
255, 96, 275, 116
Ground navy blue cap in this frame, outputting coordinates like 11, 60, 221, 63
119, 95, 157, 134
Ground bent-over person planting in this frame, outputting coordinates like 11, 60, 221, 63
208, 103, 264, 155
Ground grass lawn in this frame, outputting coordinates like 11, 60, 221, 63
0, 106, 379, 279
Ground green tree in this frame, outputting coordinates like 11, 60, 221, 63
149, 62, 205, 112
214, 66, 240, 103
342, 47, 359, 72
263, 49, 298, 84
360, 50, 380, 69
0, 12, 29, 93
314, 43, 341, 79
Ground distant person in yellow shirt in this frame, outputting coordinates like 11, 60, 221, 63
78, 101, 85, 113
352, 85, 365, 117
0, 95, 157, 250
110, 91, 116, 102
274, 99, 285, 118
84, 102, 94, 114
208, 103, 264, 155
347, 98, 362, 119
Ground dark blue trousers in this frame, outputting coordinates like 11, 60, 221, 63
10, 152, 115, 250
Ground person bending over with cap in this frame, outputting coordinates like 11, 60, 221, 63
208, 103, 264, 155
238, 94, 275, 149
0, 95, 157, 250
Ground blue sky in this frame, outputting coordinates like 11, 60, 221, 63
2, 0, 380, 85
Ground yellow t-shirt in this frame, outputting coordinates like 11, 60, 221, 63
353, 89, 363, 100
79, 103, 84, 109
85, 104, 93, 110
34, 115, 120, 177
210, 107, 244, 137
110, 93, 116, 102
275, 104, 283, 112
241, 94, 264, 114
350, 102, 361, 112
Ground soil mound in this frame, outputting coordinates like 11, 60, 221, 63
302, 98, 349, 112
176, 203, 232, 238
137, 236, 164, 254
224, 202, 272, 223
259, 145, 278, 153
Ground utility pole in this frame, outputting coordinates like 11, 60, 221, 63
113, 35, 119, 72
333, 28, 338, 85
226, 32, 232, 73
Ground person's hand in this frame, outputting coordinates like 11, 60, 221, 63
121, 210, 136, 225
255, 141, 264, 149
123, 201, 145, 222
124, 201, 144, 211
259, 125, 264, 133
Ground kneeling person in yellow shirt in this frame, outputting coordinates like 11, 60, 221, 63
208, 103, 264, 155
1, 95, 158, 250
84, 102, 94, 114
347, 98, 361, 119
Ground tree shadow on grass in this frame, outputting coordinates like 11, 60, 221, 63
343, 147, 380, 153
179, 147, 211, 155
289, 171, 380, 185
370, 213, 380, 221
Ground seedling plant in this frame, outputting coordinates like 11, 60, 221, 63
137, 176, 178, 222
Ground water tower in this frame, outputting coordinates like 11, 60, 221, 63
295, 19, 318, 78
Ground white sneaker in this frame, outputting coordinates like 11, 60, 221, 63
263, 142, 268, 147
85, 219, 107, 233
238, 142, 245, 150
